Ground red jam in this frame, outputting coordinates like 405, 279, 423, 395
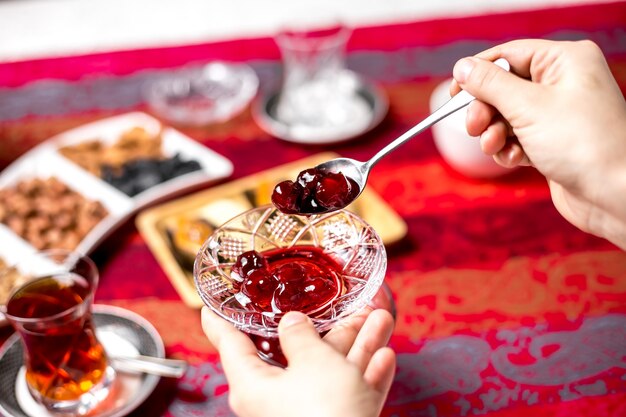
232, 246, 344, 367
272, 168, 360, 214
234, 246, 343, 314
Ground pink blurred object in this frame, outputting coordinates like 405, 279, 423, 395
429, 78, 516, 179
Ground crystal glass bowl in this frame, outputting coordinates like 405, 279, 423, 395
145, 61, 259, 126
194, 205, 387, 364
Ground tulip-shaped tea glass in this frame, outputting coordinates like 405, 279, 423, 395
194, 206, 387, 367
4, 250, 115, 415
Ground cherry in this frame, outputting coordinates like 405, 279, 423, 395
241, 269, 279, 310
296, 169, 318, 195
270, 261, 339, 313
299, 194, 320, 214
271, 168, 361, 214
272, 263, 308, 283
274, 275, 338, 313
271, 180, 303, 214
315, 171, 355, 210
231, 250, 269, 282
233, 246, 342, 314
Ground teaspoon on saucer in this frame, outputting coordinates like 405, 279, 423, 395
109, 355, 188, 378
309, 58, 511, 213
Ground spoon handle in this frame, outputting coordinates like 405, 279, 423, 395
110, 355, 188, 378
366, 58, 510, 169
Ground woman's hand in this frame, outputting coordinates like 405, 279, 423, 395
202, 307, 396, 417
451, 39, 626, 248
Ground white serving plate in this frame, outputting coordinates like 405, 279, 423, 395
0, 112, 233, 323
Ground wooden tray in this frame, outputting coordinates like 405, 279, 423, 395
136, 153, 407, 308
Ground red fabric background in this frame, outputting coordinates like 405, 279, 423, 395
1, 2, 625, 416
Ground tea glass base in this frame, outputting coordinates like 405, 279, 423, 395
31, 366, 116, 416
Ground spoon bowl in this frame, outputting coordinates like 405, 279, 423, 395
315, 157, 369, 198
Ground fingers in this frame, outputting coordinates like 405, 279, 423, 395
453, 56, 536, 120
468, 110, 527, 166
323, 306, 372, 355
201, 307, 274, 380
466, 101, 497, 137
364, 347, 396, 395
278, 312, 334, 366
479, 116, 509, 155
493, 139, 531, 168
451, 39, 560, 100
474, 39, 558, 78
346, 309, 395, 373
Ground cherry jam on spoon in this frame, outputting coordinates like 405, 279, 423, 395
272, 58, 510, 215
272, 168, 360, 214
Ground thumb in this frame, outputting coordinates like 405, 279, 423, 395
453, 57, 537, 119
278, 312, 333, 366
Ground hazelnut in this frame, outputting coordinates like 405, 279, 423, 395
28, 216, 50, 233
6, 216, 25, 235
1, 177, 108, 251
59, 232, 80, 250
54, 212, 75, 230
46, 177, 69, 195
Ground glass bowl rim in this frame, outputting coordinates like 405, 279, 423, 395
3, 249, 98, 324
193, 205, 387, 336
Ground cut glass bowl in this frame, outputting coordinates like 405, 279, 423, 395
194, 205, 387, 339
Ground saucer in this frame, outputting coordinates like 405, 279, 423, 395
253, 72, 388, 145
0, 305, 165, 417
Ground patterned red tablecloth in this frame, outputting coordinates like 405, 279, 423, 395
1, 2, 626, 416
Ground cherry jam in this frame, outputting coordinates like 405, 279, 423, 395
232, 246, 344, 367
234, 246, 343, 314
272, 168, 360, 214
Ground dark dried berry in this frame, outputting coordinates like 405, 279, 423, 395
102, 153, 202, 196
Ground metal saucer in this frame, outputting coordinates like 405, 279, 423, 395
0, 305, 166, 417
253, 72, 388, 145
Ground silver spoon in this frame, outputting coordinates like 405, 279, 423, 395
311, 58, 510, 213
109, 355, 188, 378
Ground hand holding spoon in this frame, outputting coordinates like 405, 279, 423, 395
272, 58, 510, 215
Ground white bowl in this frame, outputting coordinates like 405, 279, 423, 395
429, 78, 515, 179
